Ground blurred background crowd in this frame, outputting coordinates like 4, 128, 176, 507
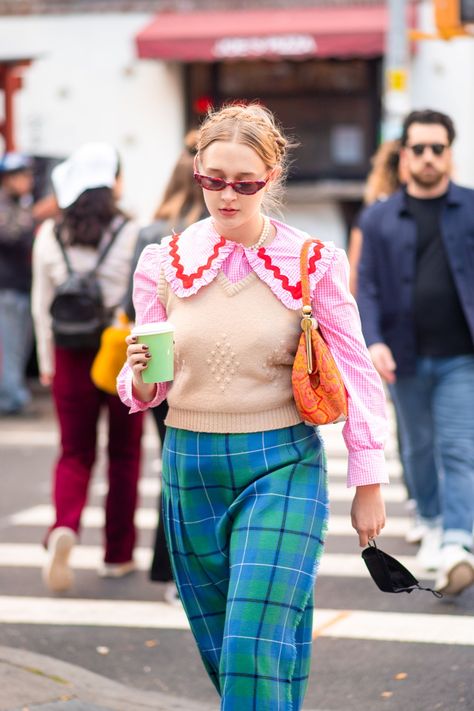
1, 0, 473, 595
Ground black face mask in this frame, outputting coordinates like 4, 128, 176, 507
362, 540, 442, 598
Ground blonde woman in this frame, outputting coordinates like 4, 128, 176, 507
118, 105, 388, 709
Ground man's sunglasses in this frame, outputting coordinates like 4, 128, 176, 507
193, 172, 269, 196
407, 143, 448, 157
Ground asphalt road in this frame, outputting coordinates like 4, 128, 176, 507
0, 386, 473, 711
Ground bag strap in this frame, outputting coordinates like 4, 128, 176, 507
54, 217, 129, 276
299, 239, 322, 375
299, 238, 325, 310
54, 225, 73, 276
94, 217, 129, 273
299, 239, 315, 310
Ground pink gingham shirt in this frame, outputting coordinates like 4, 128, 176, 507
117, 217, 388, 488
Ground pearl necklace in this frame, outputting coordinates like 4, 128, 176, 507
246, 215, 271, 251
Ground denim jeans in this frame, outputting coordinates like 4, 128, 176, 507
0, 289, 33, 414
390, 355, 474, 550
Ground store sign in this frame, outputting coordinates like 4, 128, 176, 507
213, 34, 317, 59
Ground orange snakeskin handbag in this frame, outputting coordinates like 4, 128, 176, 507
291, 239, 348, 425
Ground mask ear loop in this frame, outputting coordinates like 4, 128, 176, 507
367, 540, 443, 598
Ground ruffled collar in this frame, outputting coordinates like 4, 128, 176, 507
160, 216, 337, 310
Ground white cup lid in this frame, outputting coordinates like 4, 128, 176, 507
132, 322, 175, 336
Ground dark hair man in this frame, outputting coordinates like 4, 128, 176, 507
357, 109, 474, 596
0, 153, 36, 416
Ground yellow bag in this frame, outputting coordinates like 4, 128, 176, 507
90, 313, 130, 395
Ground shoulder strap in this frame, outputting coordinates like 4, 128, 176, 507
54, 225, 73, 276
299, 238, 324, 311
54, 217, 129, 276
93, 217, 129, 273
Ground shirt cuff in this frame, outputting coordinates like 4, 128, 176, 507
346, 448, 389, 488
117, 367, 167, 413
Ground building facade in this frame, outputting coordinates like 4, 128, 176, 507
0, 0, 473, 242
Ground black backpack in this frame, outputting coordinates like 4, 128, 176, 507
50, 220, 127, 350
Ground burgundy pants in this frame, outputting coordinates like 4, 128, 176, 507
50, 347, 144, 563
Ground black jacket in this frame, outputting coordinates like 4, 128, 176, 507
0, 189, 35, 292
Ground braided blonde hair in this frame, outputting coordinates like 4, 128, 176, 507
197, 103, 292, 213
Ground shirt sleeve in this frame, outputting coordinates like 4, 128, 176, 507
116, 244, 169, 412
312, 248, 389, 488
31, 222, 56, 376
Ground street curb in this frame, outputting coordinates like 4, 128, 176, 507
0, 646, 217, 711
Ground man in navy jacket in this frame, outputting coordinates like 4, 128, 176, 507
357, 109, 474, 596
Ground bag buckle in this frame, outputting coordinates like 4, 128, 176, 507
301, 305, 317, 375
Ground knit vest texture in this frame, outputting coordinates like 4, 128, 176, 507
159, 270, 303, 433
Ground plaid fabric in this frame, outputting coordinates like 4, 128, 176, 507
162, 423, 329, 710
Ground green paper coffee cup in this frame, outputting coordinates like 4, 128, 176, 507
132, 322, 175, 384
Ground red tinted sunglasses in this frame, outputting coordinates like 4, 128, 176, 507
193, 172, 268, 196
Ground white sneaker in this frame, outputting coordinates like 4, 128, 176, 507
163, 581, 181, 606
416, 527, 442, 571
43, 527, 76, 592
98, 560, 136, 578
434, 545, 474, 596
405, 521, 429, 545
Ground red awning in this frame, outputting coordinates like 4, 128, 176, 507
136, 6, 392, 62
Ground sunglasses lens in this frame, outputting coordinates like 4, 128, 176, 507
233, 182, 259, 195
235, 181, 266, 195
195, 174, 226, 191
410, 143, 447, 157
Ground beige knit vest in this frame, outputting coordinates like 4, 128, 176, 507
159, 270, 303, 433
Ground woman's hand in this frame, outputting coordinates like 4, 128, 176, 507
125, 334, 157, 403
351, 483, 386, 547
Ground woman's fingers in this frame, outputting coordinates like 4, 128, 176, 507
126, 338, 151, 377
351, 485, 386, 548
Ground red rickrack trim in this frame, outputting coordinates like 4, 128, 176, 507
257, 239, 324, 299
169, 232, 226, 289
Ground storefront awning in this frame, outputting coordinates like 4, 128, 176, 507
136, 6, 391, 62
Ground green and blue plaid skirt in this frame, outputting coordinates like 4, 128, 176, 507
162, 422, 329, 711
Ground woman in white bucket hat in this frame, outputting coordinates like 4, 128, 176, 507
32, 142, 144, 592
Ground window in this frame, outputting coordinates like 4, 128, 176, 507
186, 57, 381, 181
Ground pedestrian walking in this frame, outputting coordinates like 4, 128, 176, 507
0, 153, 36, 417
357, 109, 474, 595
123, 129, 207, 604
118, 104, 388, 710
32, 142, 144, 592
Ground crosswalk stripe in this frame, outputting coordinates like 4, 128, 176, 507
0, 424, 401, 456
90, 478, 407, 502
0, 431, 161, 448
0, 430, 403, 490
315, 609, 474, 646
0, 544, 428, 579
0, 596, 469, 646
7, 505, 413, 538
